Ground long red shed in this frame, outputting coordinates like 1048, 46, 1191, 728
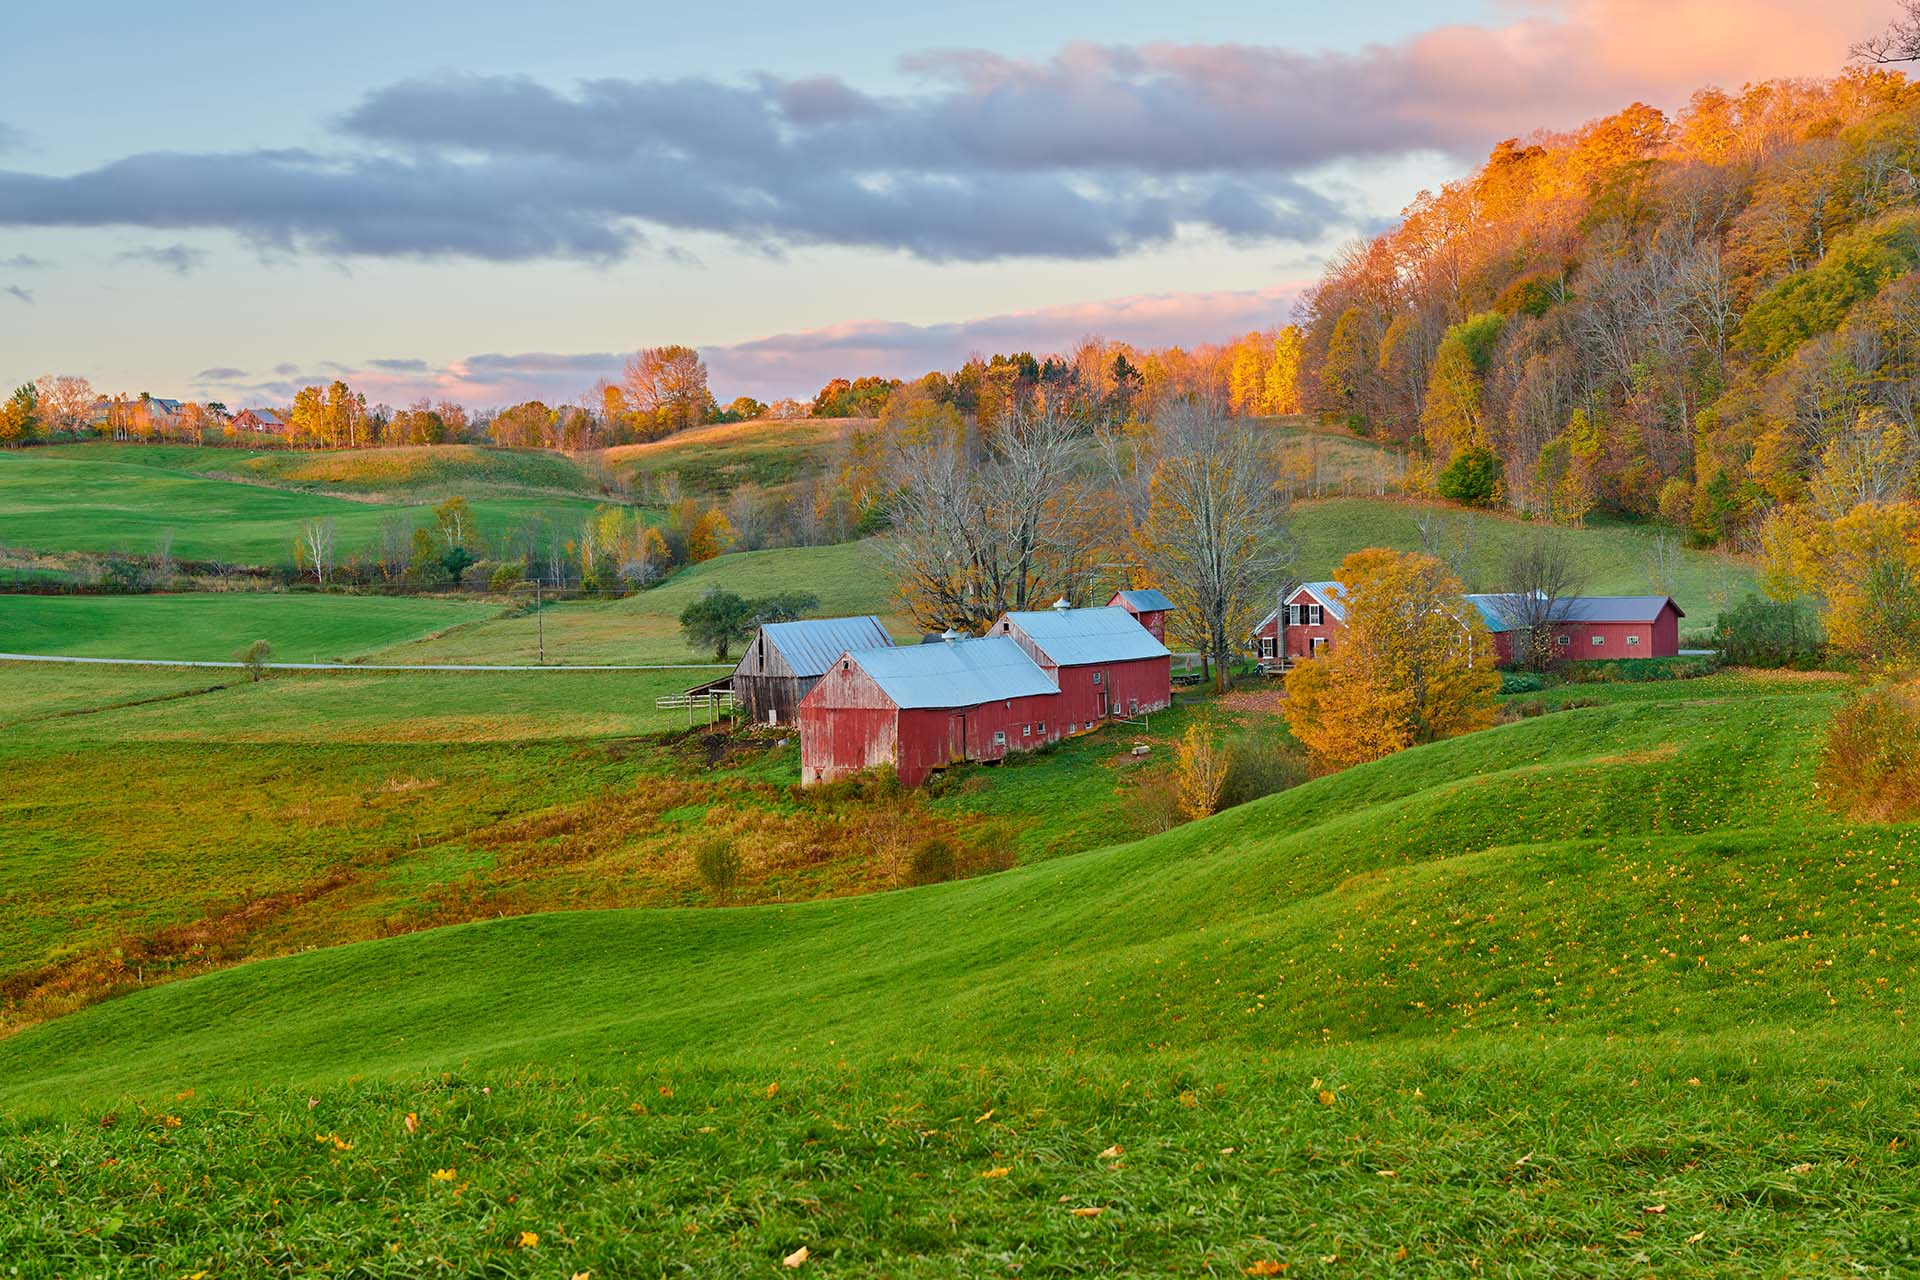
1466, 594, 1685, 661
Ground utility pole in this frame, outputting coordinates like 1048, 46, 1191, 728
536, 577, 544, 665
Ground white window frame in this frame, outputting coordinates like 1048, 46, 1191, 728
1555, 634, 1571, 647
1093, 671, 1103, 685
1258, 635, 1276, 660
1022, 723, 1032, 737
993, 730, 1007, 746
1591, 634, 1606, 647
1308, 604, 1324, 626
1310, 637, 1328, 655
1626, 634, 1641, 647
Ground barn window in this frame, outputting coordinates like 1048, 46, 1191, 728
1093, 672, 1103, 685
993, 730, 1007, 746
1022, 723, 1031, 737
1591, 635, 1606, 647
1555, 634, 1571, 647
1626, 634, 1641, 646
842, 659, 850, 669
1037, 721, 1047, 733
1308, 604, 1324, 625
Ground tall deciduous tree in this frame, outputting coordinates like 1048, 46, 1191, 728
1283, 548, 1499, 768
622, 346, 709, 438
1135, 406, 1291, 690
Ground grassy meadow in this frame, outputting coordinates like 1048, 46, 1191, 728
0, 592, 496, 662
2, 665, 1914, 1273
0, 447, 617, 565
604, 417, 865, 496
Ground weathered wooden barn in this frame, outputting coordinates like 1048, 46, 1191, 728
1250, 581, 1349, 667
995, 601, 1173, 725
730, 615, 894, 726
796, 635, 1064, 786
1107, 588, 1175, 642
1465, 594, 1685, 661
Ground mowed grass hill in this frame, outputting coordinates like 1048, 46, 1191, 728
3, 671, 1914, 1273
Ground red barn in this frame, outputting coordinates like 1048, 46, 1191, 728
1466, 594, 1685, 661
994, 601, 1174, 726
797, 635, 1063, 787
799, 601, 1176, 787
1250, 581, 1348, 667
1107, 588, 1174, 642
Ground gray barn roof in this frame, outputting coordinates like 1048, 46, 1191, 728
759, 616, 894, 677
1111, 588, 1175, 612
1001, 605, 1171, 666
850, 636, 1058, 709
1465, 593, 1682, 632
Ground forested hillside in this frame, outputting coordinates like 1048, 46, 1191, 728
1290, 70, 1920, 548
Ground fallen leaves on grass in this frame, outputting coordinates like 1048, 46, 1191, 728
1643, 1204, 1666, 1215
1098, 1144, 1123, 1158
430, 1168, 455, 1182
1070, 1206, 1104, 1218
783, 1245, 809, 1268
981, 1166, 1010, 1179
518, 1230, 539, 1248
1246, 1264, 1288, 1277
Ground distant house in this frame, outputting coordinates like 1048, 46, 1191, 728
994, 600, 1172, 725
1107, 588, 1175, 642
797, 634, 1065, 786
1251, 581, 1349, 666
1466, 594, 1685, 661
730, 615, 894, 726
231, 408, 288, 434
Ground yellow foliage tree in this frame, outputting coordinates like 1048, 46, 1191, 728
688, 508, 736, 563
1173, 723, 1233, 821
1283, 548, 1499, 768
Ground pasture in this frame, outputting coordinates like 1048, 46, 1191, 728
0, 449, 615, 565
604, 416, 865, 496
0, 592, 495, 662
3, 669, 1914, 1274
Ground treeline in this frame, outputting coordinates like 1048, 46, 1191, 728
1290, 68, 1920, 548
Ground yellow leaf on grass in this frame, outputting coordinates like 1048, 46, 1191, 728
981, 1166, 1010, 1179
430, 1168, 456, 1182
765, 1082, 781, 1099
783, 1245, 810, 1268
1098, 1145, 1123, 1159
404, 1112, 419, 1135
1642, 1204, 1666, 1215
1246, 1263, 1288, 1277
518, 1230, 540, 1247
1685, 1231, 1707, 1244
1070, 1206, 1104, 1218
1316, 1090, 1337, 1107
975, 1110, 994, 1124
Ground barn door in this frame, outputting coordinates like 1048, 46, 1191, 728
1097, 689, 1109, 719
947, 713, 967, 762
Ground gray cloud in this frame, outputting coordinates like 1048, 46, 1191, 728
272, 362, 301, 376
0, 253, 45, 269
3, 284, 32, 303
195, 366, 249, 380
115, 243, 210, 275
0, 6, 1867, 267
0, 122, 23, 155
368, 357, 431, 372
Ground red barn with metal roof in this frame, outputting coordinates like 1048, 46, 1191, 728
1251, 581, 1348, 667
1466, 594, 1685, 661
798, 600, 1175, 787
1107, 588, 1174, 642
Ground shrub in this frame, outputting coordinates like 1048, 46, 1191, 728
1174, 723, 1233, 820
1717, 595, 1824, 668
1499, 698, 1548, 721
489, 561, 527, 592
234, 639, 273, 682
1500, 671, 1547, 694
693, 838, 743, 904
1435, 445, 1501, 506
1816, 677, 1920, 821
1129, 771, 1185, 834
460, 559, 501, 592
909, 838, 956, 886
1217, 739, 1309, 810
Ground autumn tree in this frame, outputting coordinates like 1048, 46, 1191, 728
0, 384, 39, 445
622, 345, 709, 438
33, 374, 95, 433
1495, 532, 1590, 671
1283, 548, 1499, 768
678, 588, 819, 661
1135, 407, 1291, 689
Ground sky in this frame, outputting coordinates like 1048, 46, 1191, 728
0, 0, 1895, 409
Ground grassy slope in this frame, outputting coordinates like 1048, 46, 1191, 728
29, 442, 605, 498
6, 676, 1900, 1099
0, 593, 496, 662
0, 450, 611, 564
370, 540, 903, 665
604, 417, 865, 495
1292, 498, 1755, 624
2, 674, 1915, 1274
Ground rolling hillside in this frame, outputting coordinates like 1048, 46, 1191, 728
2, 671, 1913, 1273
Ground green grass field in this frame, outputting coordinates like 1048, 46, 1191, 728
1291, 498, 1755, 625
605, 417, 863, 496
0, 593, 497, 662
372, 540, 906, 665
3, 666, 1913, 1273
29, 442, 608, 499
0, 449, 615, 565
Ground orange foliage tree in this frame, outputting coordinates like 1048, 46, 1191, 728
1283, 548, 1499, 768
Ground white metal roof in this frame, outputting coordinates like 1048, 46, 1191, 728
1000, 605, 1171, 666
1465, 593, 1682, 632
848, 635, 1058, 709
1110, 587, 1175, 612
757, 615, 894, 677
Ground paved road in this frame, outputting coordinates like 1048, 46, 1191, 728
0, 652, 729, 672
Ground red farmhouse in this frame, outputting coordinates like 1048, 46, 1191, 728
1250, 581, 1348, 667
1465, 594, 1685, 661
1107, 588, 1174, 642
798, 601, 1174, 787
